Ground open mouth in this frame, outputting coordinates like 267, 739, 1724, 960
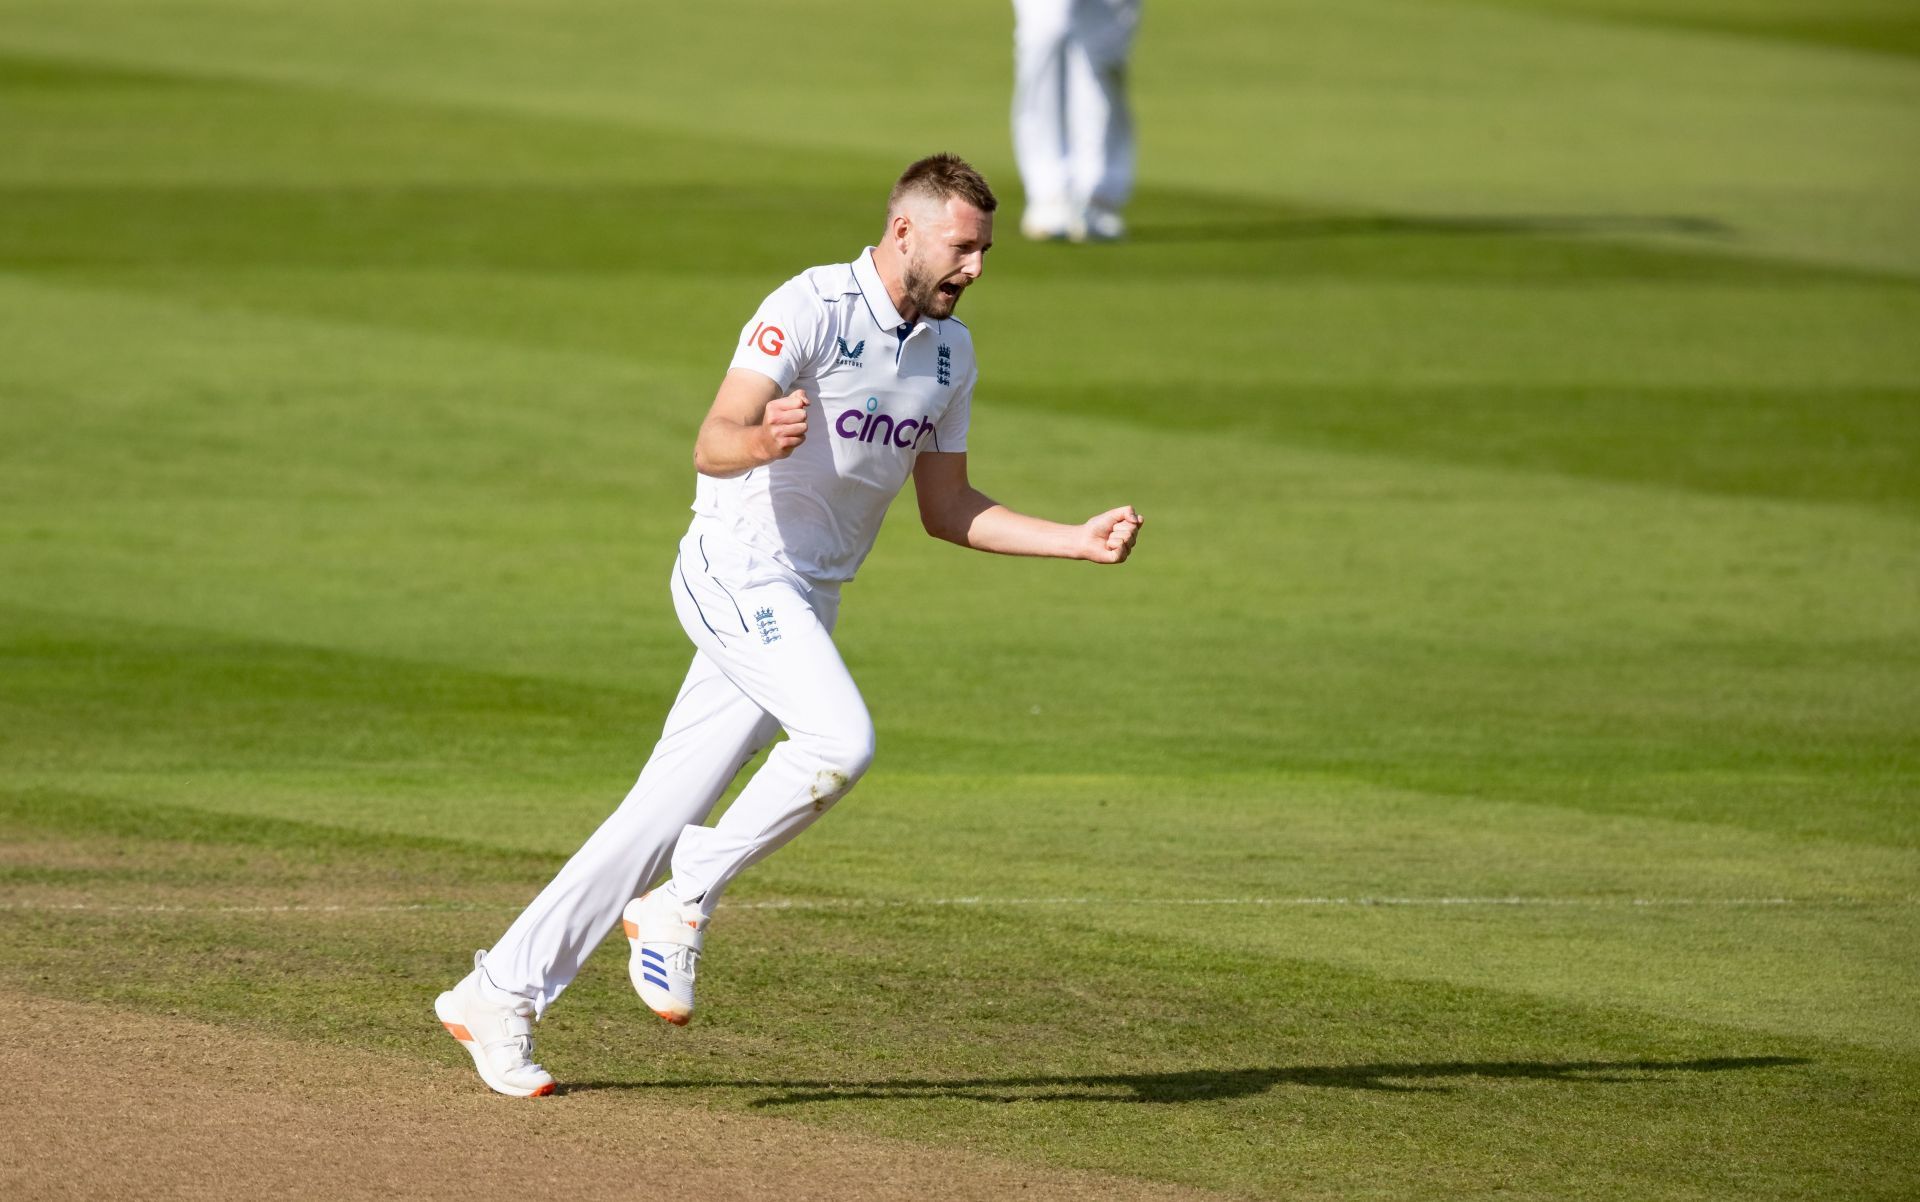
938, 281, 964, 300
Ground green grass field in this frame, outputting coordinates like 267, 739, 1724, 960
2, 1, 1917, 1197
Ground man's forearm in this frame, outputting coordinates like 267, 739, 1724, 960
939, 489, 1089, 559
693, 417, 775, 478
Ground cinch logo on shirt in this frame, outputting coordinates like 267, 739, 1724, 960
835, 396, 935, 449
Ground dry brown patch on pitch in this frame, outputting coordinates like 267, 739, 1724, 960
0, 990, 1234, 1201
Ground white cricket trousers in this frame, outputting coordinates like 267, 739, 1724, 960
1011, 0, 1142, 212
483, 519, 874, 1015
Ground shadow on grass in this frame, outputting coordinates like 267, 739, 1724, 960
565, 1055, 1807, 1106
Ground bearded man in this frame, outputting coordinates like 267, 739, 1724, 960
435, 154, 1143, 1097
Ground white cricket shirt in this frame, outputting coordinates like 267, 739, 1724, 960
692, 248, 977, 584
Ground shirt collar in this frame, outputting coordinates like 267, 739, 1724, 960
851, 247, 914, 336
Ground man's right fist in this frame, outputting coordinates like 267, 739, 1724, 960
762, 389, 810, 459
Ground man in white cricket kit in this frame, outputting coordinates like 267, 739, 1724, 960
1011, 0, 1143, 241
436, 154, 1142, 1097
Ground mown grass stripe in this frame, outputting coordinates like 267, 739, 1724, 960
3, 896, 1907, 914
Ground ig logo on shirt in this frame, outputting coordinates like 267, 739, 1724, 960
748, 323, 785, 356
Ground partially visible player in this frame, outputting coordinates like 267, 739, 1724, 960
434, 153, 1142, 1097
1011, 0, 1144, 241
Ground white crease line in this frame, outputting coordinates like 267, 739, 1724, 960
725, 896, 1897, 909
0, 896, 1907, 915
0, 902, 500, 914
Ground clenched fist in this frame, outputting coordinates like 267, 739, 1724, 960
1082, 505, 1143, 564
760, 389, 810, 460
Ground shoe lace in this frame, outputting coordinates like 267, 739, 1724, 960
660, 944, 700, 979
486, 998, 545, 1072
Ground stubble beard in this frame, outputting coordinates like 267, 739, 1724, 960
903, 257, 959, 321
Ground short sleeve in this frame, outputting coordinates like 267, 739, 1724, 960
727, 279, 829, 392
929, 362, 974, 453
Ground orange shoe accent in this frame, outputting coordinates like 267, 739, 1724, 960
529, 1082, 556, 1097
443, 1021, 474, 1042
654, 1010, 690, 1027
622, 919, 638, 939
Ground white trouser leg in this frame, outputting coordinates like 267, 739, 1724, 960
664, 531, 873, 919
483, 647, 778, 1015
1065, 0, 1140, 212
480, 526, 871, 1013
1011, 0, 1074, 212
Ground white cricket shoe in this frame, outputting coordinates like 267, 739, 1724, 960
623, 889, 707, 1026
1075, 203, 1127, 243
1020, 201, 1076, 242
434, 950, 556, 1097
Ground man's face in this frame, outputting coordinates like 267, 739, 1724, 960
900, 196, 994, 321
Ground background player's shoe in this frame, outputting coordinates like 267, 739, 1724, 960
1020, 200, 1076, 241
623, 889, 707, 1025
1075, 203, 1127, 243
434, 950, 556, 1097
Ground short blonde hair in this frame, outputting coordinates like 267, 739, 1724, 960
887, 154, 998, 218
